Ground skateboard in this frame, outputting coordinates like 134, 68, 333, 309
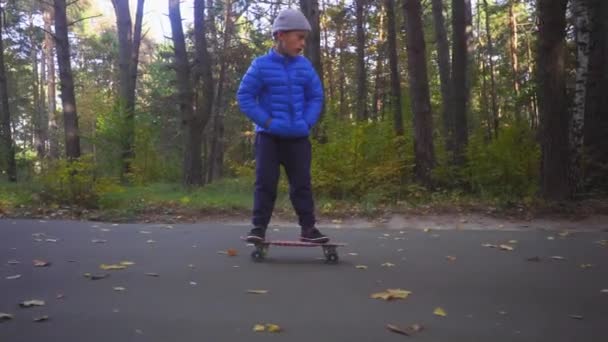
241, 237, 346, 263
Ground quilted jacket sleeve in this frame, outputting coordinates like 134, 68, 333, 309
236, 59, 271, 127
303, 65, 324, 128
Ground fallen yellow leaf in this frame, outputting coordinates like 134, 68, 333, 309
355, 265, 368, 269
371, 289, 412, 301
266, 324, 282, 333
119, 261, 135, 266
499, 244, 514, 251
508, 240, 518, 244
580, 264, 593, 269
434, 307, 447, 317
253, 323, 282, 333
100, 264, 127, 270
381, 262, 395, 267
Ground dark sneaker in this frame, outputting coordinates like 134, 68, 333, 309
246, 227, 266, 243
300, 227, 329, 243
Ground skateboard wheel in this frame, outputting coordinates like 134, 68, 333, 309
326, 253, 339, 264
251, 250, 264, 262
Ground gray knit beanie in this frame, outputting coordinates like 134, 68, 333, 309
272, 9, 312, 34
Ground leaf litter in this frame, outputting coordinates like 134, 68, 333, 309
371, 289, 412, 301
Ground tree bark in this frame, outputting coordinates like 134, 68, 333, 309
355, 0, 368, 121
431, 0, 452, 148
385, 0, 403, 136
570, 0, 591, 194
54, 0, 81, 160
300, 0, 325, 134
451, 0, 469, 164
372, 9, 385, 120
583, 0, 607, 191
0, 7, 16, 181
508, 1, 521, 97
403, 0, 435, 187
30, 18, 44, 160
111, 0, 145, 177
322, 0, 335, 102
537, 0, 570, 200
208, 0, 231, 183
483, 0, 499, 137
169, 0, 198, 186
44, 4, 59, 160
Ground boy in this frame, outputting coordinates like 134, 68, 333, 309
236, 8, 329, 243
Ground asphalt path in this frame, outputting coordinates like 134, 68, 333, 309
1, 219, 607, 341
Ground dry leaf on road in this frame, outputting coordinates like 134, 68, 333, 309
371, 289, 412, 301
355, 265, 368, 270
33, 316, 49, 322
253, 323, 282, 333
386, 324, 409, 336
33, 259, 51, 267
0, 313, 14, 322
434, 307, 447, 317
446, 256, 457, 261
100, 264, 127, 271
580, 264, 593, 269
381, 262, 395, 267
19, 300, 45, 308
499, 244, 514, 251
6, 275, 21, 280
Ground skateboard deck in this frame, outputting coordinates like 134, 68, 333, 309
241, 237, 346, 263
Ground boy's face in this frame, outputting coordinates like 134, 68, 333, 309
276, 30, 309, 57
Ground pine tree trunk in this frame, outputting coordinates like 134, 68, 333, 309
525, 28, 539, 129
337, 16, 347, 119
583, 0, 607, 191
0, 7, 16, 181
44, 4, 59, 160
431, 0, 452, 149
54, 0, 81, 160
355, 0, 368, 121
372, 10, 385, 120
537, 0, 570, 200
39, 35, 48, 162
169, 0, 198, 186
508, 1, 521, 97
570, 0, 590, 194
483, 0, 499, 137
111, 0, 144, 177
476, 0, 491, 140
451, 0, 469, 164
30, 19, 44, 160
208, 0, 232, 183
403, 0, 435, 186
322, 0, 335, 102
385, 0, 404, 136
300, 0, 325, 135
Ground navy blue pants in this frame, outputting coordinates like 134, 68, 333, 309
253, 132, 316, 229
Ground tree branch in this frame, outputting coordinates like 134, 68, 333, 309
68, 14, 103, 27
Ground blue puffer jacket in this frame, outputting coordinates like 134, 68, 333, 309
237, 48, 324, 138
